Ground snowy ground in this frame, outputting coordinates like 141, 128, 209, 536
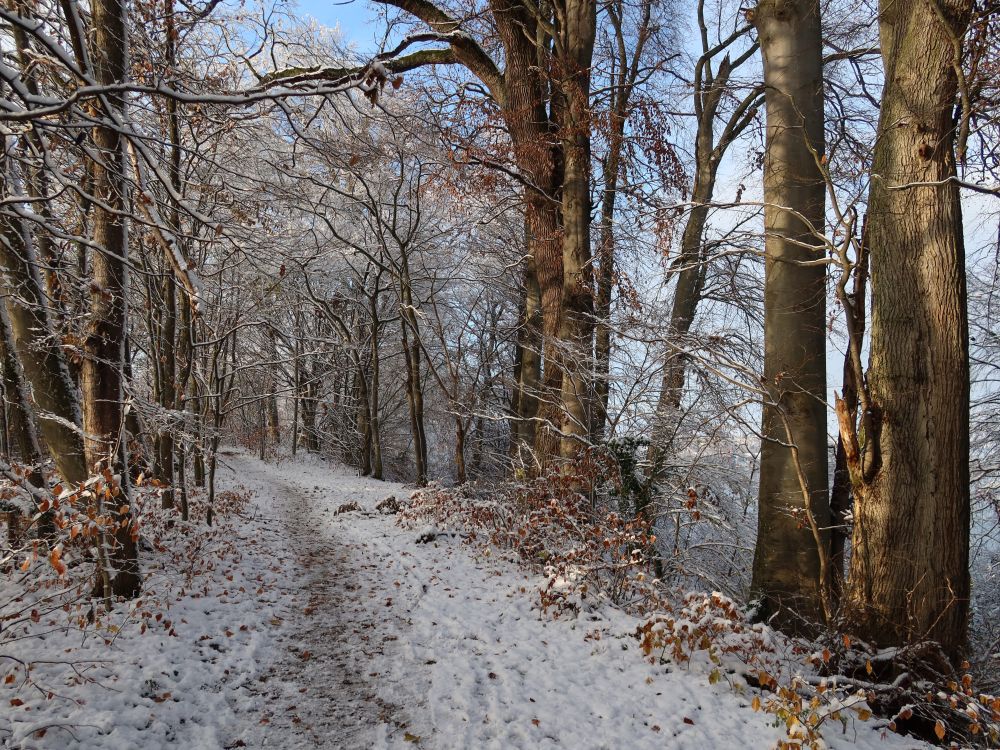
1, 452, 930, 749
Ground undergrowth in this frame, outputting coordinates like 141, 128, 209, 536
399, 452, 1000, 749
1, 465, 257, 735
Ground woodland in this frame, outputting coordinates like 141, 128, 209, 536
1, 0, 1000, 746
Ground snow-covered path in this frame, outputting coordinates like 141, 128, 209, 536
226, 456, 418, 748
220, 454, 924, 750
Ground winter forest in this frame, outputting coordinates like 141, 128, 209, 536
1, 0, 1000, 746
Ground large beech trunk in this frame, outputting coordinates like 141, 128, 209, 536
83, 0, 140, 598
844, 0, 972, 660
749, 0, 830, 627
556, 0, 597, 461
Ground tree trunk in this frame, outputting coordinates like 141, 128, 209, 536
400, 308, 428, 485
526, 185, 564, 465
0, 156, 87, 486
749, 0, 830, 627
368, 285, 383, 479
829, 227, 868, 598
0, 305, 51, 536
157, 277, 176, 509
510, 252, 542, 467
845, 0, 972, 660
158, 3, 184, 508
454, 415, 467, 485
490, 0, 564, 467
266, 327, 281, 445
301, 377, 320, 453
555, 0, 597, 461
292, 313, 300, 457
354, 363, 373, 475
83, 0, 140, 598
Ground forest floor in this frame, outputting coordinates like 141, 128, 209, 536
1, 452, 931, 749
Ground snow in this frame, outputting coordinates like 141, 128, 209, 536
1, 451, 931, 749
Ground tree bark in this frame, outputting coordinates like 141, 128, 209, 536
354, 362, 373, 475
454, 416, 467, 485
829, 226, 868, 598
265, 326, 281, 445
0, 155, 87, 486
368, 278, 384, 479
511, 250, 541, 466
749, 0, 830, 627
83, 0, 140, 598
398, 250, 428, 485
845, 0, 973, 660
555, 0, 597, 461
0, 304, 51, 536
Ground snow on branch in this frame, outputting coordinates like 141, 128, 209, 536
126, 143, 204, 314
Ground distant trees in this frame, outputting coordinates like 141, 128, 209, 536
358, 0, 599, 466
648, 0, 761, 469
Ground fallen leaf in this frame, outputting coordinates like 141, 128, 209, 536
934, 720, 946, 741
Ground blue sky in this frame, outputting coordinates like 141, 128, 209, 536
292, 0, 384, 51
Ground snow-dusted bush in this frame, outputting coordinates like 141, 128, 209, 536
402, 451, 659, 616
